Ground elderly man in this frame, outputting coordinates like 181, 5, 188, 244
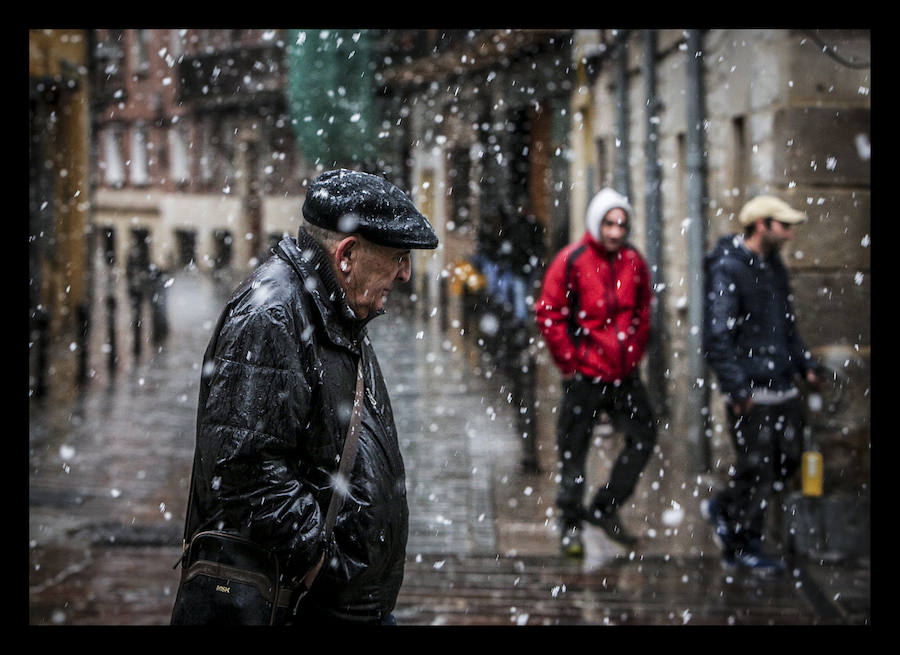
174, 169, 437, 625
703, 194, 822, 575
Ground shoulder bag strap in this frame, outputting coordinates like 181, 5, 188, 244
323, 358, 365, 537
285, 357, 364, 609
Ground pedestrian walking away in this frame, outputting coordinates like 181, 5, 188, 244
702, 194, 823, 576
172, 168, 438, 625
535, 187, 657, 558
495, 206, 547, 323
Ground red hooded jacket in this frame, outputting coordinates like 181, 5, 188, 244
535, 232, 652, 381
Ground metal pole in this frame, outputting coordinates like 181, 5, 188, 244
105, 291, 117, 375
76, 302, 89, 385
685, 30, 711, 472
643, 29, 666, 416
614, 31, 631, 200
516, 344, 540, 473
32, 308, 49, 398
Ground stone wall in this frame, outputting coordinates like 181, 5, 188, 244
573, 28, 870, 494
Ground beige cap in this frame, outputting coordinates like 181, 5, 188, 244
738, 195, 807, 226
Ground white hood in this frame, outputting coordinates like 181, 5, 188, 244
586, 187, 632, 241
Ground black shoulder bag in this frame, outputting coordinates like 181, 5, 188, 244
170, 359, 365, 625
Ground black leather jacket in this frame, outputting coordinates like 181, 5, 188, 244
183, 229, 408, 622
703, 234, 819, 403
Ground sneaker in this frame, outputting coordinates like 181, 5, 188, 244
701, 498, 735, 552
560, 525, 584, 559
722, 548, 785, 576
583, 507, 638, 547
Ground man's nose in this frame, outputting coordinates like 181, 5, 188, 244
396, 257, 411, 282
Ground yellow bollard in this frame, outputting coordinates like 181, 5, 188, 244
802, 450, 823, 497
802, 394, 824, 497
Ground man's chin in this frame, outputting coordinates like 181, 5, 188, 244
363, 302, 388, 320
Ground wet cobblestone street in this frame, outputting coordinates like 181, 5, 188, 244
28, 270, 871, 628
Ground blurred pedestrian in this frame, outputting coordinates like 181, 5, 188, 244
702, 194, 822, 575
471, 210, 504, 303
498, 207, 546, 323
148, 265, 170, 345
126, 241, 151, 356
535, 188, 656, 557
127, 246, 170, 351
174, 169, 438, 624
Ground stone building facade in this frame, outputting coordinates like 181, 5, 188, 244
90, 29, 313, 276
568, 29, 870, 496
29, 29, 92, 394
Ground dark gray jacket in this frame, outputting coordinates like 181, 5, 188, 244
703, 234, 819, 403
183, 228, 407, 622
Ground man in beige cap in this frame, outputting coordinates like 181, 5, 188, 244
738, 195, 808, 260
701, 194, 822, 575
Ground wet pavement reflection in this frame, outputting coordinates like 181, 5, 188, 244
28, 269, 870, 626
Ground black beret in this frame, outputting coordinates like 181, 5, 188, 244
302, 169, 439, 250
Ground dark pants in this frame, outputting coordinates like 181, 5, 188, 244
555, 373, 657, 526
715, 398, 805, 551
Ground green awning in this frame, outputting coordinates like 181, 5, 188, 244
286, 29, 379, 167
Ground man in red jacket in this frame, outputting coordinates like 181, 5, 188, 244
535, 188, 657, 557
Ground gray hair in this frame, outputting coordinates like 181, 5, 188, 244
299, 217, 347, 253
300, 217, 383, 256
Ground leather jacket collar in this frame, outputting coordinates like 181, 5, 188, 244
274, 229, 374, 352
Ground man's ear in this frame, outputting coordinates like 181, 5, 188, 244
335, 235, 359, 274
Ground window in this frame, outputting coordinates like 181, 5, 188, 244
730, 115, 747, 211
198, 118, 214, 187
102, 227, 116, 266
130, 228, 151, 271
219, 117, 238, 185
129, 124, 150, 186
213, 230, 233, 269
175, 229, 197, 268
170, 29, 186, 58
95, 30, 125, 95
102, 125, 126, 187
132, 29, 150, 76
168, 122, 190, 185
